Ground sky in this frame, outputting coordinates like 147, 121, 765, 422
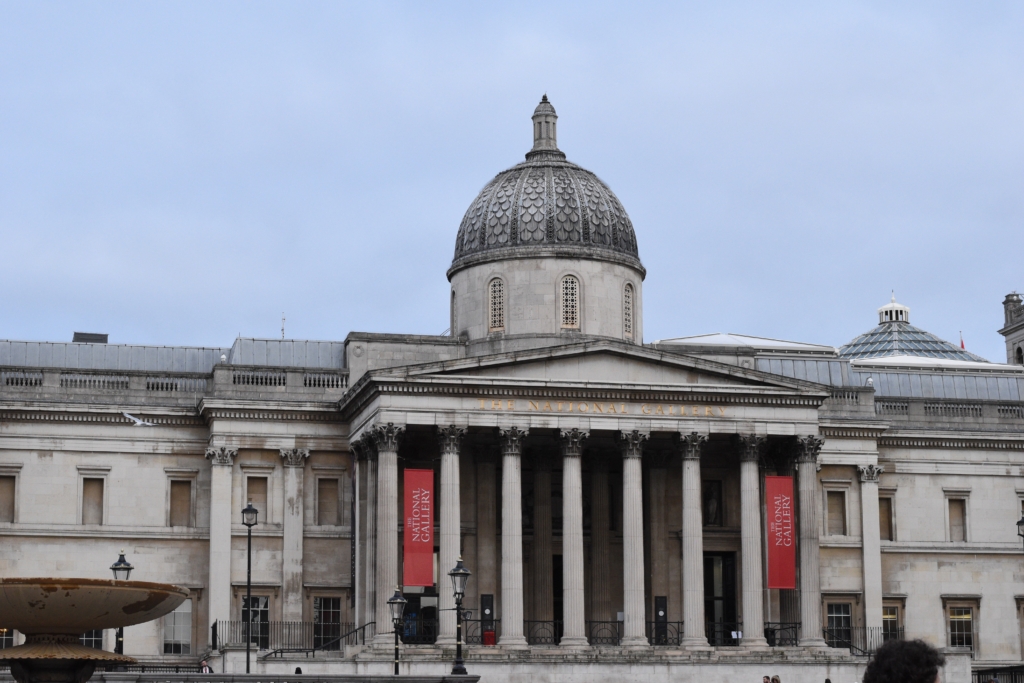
1, 2, 1022, 362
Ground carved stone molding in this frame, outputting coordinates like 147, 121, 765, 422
499, 427, 527, 457
737, 434, 766, 462
858, 464, 884, 483
280, 449, 310, 468
559, 428, 589, 458
618, 430, 648, 459
795, 435, 824, 464
679, 432, 707, 460
437, 425, 466, 456
370, 422, 404, 453
205, 447, 237, 467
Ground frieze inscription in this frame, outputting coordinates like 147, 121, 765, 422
475, 398, 726, 417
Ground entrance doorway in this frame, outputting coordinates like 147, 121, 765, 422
703, 553, 738, 645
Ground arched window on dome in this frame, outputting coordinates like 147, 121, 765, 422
488, 278, 505, 332
561, 275, 580, 330
623, 284, 634, 340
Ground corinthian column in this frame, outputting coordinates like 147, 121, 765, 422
619, 430, 649, 648
738, 436, 768, 648
437, 425, 465, 646
280, 448, 309, 622
371, 423, 404, 647
559, 428, 589, 648
796, 436, 826, 647
680, 432, 710, 649
352, 436, 377, 633
205, 446, 236, 644
498, 427, 528, 648
859, 464, 884, 631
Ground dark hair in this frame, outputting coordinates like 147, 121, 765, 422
864, 639, 945, 683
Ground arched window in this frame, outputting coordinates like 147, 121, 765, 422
561, 275, 580, 329
488, 278, 505, 332
623, 284, 634, 339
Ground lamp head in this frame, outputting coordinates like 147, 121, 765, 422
387, 588, 408, 624
1016, 514, 1024, 540
448, 556, 471, 601
242, 500, 259, 528
110, 549, 134, 581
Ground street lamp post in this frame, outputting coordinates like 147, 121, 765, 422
387, 588, 407, 676
448, 557, 471, 676
241, 501, 259, 674
110, 550, 134, 655
1017, 514, 1024, 551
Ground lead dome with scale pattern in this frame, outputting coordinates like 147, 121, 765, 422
448, 96, 644, 279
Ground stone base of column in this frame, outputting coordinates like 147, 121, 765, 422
740, 635, 769, 649
559, 636, 590, 649
799, 636, 829, 648
497, 636, 529, 649
620, 635, 650, 649
435, 635, 456, 647
370, 634, 394, 649
680, 636, 713, 651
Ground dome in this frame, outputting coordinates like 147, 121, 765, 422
449, 96, 644, 279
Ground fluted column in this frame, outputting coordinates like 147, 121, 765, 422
680, 432, 710, 649
619, 430, 649, 648
205, 446, 236, 643
559, 428, 589, 648
280, 448, 309, 622
437, 425, 465, 645
498, 427, 528, 648
371, 423, 404, 647
353, 436, 377, 632
859, 465, 884, 630
738, 436, 768, 648
796, 436, 826, 647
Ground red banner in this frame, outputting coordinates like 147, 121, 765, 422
765, 476, 796, 589
403, 469, 434, 587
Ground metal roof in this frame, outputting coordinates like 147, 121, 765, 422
0, 340, 228, 373
838, 321, 989, 362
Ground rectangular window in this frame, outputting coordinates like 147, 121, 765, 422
0, 476, 14, 523
246, 477, 268, 520
163, 599, 192, 654
879, 497, 893, 541
317, 478, 340, 526
825, 603, 853, 647
82, 478, 104, 525
882, 606, 901, 642
827, 491, 846, 536
948, 606, 974, 650
169, 480, 192, 527
80, 629, 103, 649
0, 628, 14, 649
949, 499, 967, 542
241, 596, 270, 650
314, 597, 343, 650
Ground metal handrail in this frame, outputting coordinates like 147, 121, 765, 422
524, 620, 562, 645
586, 620, 622, 646
646, 620, 684, 646
763, 621, 800, 647
260, 622, 375, 659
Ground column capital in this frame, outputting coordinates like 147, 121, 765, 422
737, 434, 766, 462
205, 447, 237, 467
499, 427, 527, 457
437, 425, 466, 456
678, 432, 707, 460
280, 448, 310, 468
795, 435, 824, 464
618, 430, 648, 459
370, 422, 405, 452
351, 433, 376, 462
559, 428, 589, 458
858, 464, 883, 483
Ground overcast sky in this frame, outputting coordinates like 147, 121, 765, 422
1, 2, 1022, 362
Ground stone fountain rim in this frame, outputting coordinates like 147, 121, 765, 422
0, 577, 190, 593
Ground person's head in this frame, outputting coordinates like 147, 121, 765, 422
764, 677, 770, 683
826, 679, 832, 683
772, 676, 781, 683
200, 661, 207, 666
864, 639, 945, 683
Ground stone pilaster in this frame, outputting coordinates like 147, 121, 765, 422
437, 425, 465, 645
353, 435, 377, 632
619, 430, 649, 648
679, 432, 710, 649
559, 428, 589, 648
531, 458, 554, 622
371, 423, 404, 647
796, 435, 827, 647
859, 464, 884, 629
738, 436, 768, 648
498, 427, 528, 648
280, 448, 309, 622
205, 446, 236, 641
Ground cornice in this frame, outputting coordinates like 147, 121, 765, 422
0, 406, 204, 427
819, 421, 890, 439
879, 434, 1024, 450
199, 398, 342, 423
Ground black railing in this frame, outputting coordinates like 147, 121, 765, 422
261, 623, 375, 659
97, 665, 203, 673
973, 665, 1024, 683
764, 622, 800, 647
524, 620, 562, 645
463, 619, 500, 646
586, 621, 622, 646
401, 615, 438, 645
823, 626, 900, 655
706, 621, 743, 646
646, 621, 684, 646
215, 621, 356, 652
